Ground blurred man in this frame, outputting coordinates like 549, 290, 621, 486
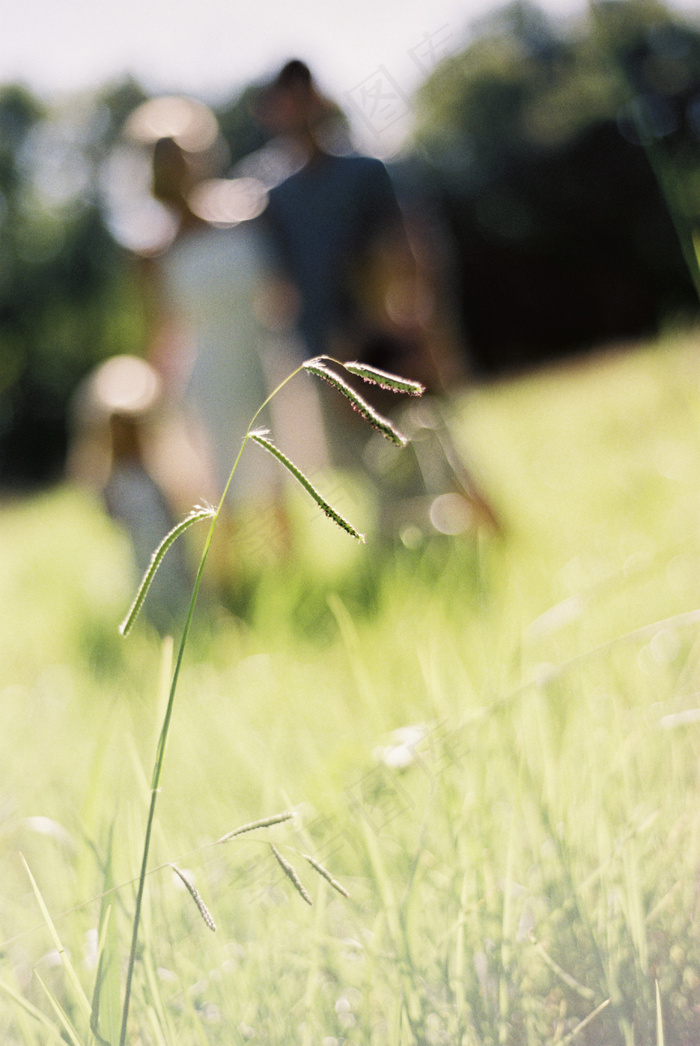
257, 61, 500, 535
259, 60, 433, 384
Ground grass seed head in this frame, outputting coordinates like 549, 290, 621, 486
303, 361, 408, 447
217, 811, 295, 843
170, 865, 216, 932
342, 361, 425, 397
251, 432, 365, 541
302, 853, 350, 898
270, 845, 313, 905
119, 505, 215, 636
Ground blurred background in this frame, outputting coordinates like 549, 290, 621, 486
2, 0, 700, 488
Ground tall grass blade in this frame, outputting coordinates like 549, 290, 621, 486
656, 980, 665, 1046
20, 853, 92, 1023
34, 970, 85, 1046
303, 361, 408, 445
90, 904, 120, 1046
0, 976, 65, 1041
119, 505, 215, 636
341, 360, 425, 396
250, 433, 365, 540
143, 950, 174, 1045
559, 998, 611, 1044
89, 903, 120, 1041
358, 819, 422, 1034
90, 818, 121, 1046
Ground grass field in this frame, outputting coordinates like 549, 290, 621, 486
3, 330, 700, 1044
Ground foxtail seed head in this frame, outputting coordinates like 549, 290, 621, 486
342, 361, 425, 397
302, 853, 350, 898
303, 361, 408, 447
119, 505, 215, 637
217, 811, 294, 844
270, 845, 313, 906
170, 865, 216, 931
251, 432, 365, 541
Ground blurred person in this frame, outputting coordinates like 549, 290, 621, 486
146, 129, 275, 502
67, 354, 191, 632
257, 60, 499, 536
149, 126, 349, 572
132, 100, 327, 569
259, 60, 433, 383
89, 96, 330, 598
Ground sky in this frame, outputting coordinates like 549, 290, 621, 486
5, 0, 586, 104
4, 0, 699, 149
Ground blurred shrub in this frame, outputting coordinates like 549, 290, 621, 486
0, 80, 150, 485
412, 0, 700, 374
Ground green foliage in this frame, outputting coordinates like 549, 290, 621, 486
413, 0, 700, 371
214, 84, 269, 169
0, 79, 151, 484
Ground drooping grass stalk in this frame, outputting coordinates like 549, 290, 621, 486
216, 811, 295, 843
250, 432, 365, 540
119, 506, 215, 637
303, 360, 409, 446
270, 845, 313, 906
169, 865, 216, 932
118, 355, 422, 1043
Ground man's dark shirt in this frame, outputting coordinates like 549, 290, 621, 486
265, 152, 404, 356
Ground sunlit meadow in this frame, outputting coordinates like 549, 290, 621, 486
2, 330, 700, 1043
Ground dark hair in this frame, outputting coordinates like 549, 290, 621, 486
151, 136, 188, 202
274, 59, 313, 91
